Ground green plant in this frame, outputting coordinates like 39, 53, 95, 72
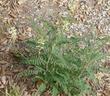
7, 84, 22, 96
0, 84, 24, 96
18, 21, 109, 96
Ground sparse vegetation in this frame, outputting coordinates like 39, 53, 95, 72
0, 0, 110, 96
17, 20, 109, 96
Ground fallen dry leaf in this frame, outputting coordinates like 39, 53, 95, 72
18, 0, 28, 5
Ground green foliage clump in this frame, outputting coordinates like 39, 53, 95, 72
18, 21, 109, 96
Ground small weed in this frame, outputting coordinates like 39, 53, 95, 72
17, 20, 109, 96
0, 84, 25, 96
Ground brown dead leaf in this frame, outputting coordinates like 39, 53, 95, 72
0, 76, 7, 88
18, 0, 28, 5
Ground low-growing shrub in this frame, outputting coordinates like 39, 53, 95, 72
18, 21, 109, 96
